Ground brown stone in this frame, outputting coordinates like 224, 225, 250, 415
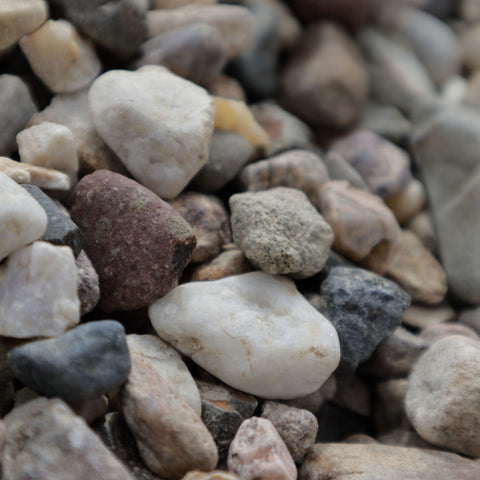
70, 170, 196, 312
385, 178, 426, 225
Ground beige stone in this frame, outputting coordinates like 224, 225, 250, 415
69, 395, 109, 424
182, 471, 240, 480
462, 0, 480, 22
402, 301, 455, 329
385, 178, 426, 225
207, 74, 246, 102
461, 24, 480, 71
407, 210, 437, 252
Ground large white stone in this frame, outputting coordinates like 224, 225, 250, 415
89, 66, 215, 199
149, 272, 340, 399
0, 241, 80, 338
0, 172, 47, 262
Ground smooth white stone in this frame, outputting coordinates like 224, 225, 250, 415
89, 66, 215, 199
0, 172, 47, 262
149, 272, 340, 399
0, 241, 80, 338
20, 19, 101, 93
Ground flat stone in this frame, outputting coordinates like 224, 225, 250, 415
299, 443, 480, 480
127, 334, 201, 416
149, 272, 340, 399
385, 178, 426, 225
419, 322, 480, 345
89, 66, 215, 200
320, 266, 410, 373
120, 350, 218, 479
261, 401, 318, 462
76, 250, 100, 316
20, 19, 101, 94
70, 170, 196, 312
406, 335, 480, 456
2, 398, 135, 480
378, 428, 438, 450
227, 417, 297, 480
230, 187, 334, 278
323, 151, 370, 192
21, 184, 82, 256
171, 192, 231, 264
8, 320, 130, 402
0, 75, 37, 156
402, 302, 455, 329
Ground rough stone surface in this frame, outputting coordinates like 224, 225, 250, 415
227, 417, 297, 480
320, 266, 410, 373
2, 398, 135, 480
230, 187, 334, 278
70, 170, 196, 312
150, 272, 340, 399
89, 66, 215, 200
76, 250, 100, 316
406, 335, 480, 456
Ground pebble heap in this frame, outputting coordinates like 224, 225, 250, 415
1, 0, 480, 479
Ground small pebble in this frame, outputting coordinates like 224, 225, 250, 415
407, 210, 437, 252
385, 178, 426, 225
419, 322, 480, 345
75, 250, 100, 316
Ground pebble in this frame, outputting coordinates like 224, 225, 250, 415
171, 192, 231, 264
8, 320, 130, 402
126, 334, 201, 416
385, 178, 426, 225
319, 266, 411, 373
2, 398, 135, 480
75, 250, 100, 316
21, 184, 82, 256
284, 375, 336, 414
462, 0, 480, 22
183, 472, 241, 480
407, 210, 437, 252
89, 66, 215, 200
0, 75, 37, 156
419, 322, 480, 345
207, 75, 247, 102
323, 151, 370, 192
119, 350, 218, 479
401, 301, 455, 329
20, 19, 101, 94
282, 22, 368, 128
69, 394, 109, 424
149, 272, 340, 399
261, 401, 318, 462
70, 170, 196, 312
374, 379, 409, 434
405, 335, 480, 456
227, 417, 297, 480
318, 181, 401, 274
230, 188, 334, 278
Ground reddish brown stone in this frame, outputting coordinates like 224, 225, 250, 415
70, 170, 196, 312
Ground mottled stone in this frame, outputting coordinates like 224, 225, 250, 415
228, 417, 297, 480
171, 192, 231, 264
2, 398, 135, 480
402, 302, 455, 329
230, 188, 333, 278
406, 336, 480, 456
419, 322, 480, 345
385, 178, 426, 225
76, 250, 100, 316
320, 266, 410, 373
323, 151, 370, 192
70, 170, 196, 312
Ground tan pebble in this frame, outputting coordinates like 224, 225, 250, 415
385, 178, 426, 225
402, 301, 455, 329
407, 210, 437, 252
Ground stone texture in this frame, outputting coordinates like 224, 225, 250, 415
70, 170, 196, 312
89, 66, 215, 200
323, 151, 370, 192
150, 272, 340, 399
406, 335, 480, 456
261, 401, 318, 462
120, 350, 218, 479
127, 334, 201, 416
299, 443, 480, 480
20, 19, 101, 94
230, 187, 333, 278
318, 181, 401, 274
385, 178, 426, 225
76, 250, 100, 316
320, 266, 410, 373
171, 192, 231, 264
402, 302, 455, 329
8, 320, 130, 402
281, 22, 368, 128
227, 417, 297, 480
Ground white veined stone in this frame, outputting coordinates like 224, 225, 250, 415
88, 65, 215, 200
149, 271, 340, 399
0, 172, 47, 262
0, 241, 80, 338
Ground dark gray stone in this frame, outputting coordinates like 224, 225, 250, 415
320, 267, 410, 373
22, 184, 82, 256
8, 320, 131, 402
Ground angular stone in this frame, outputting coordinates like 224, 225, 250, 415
120, 350, 218, 479
20, 20, 101, 94
230, 188, 333, 278
150, 272, 340, 399
89, 66, 215, 200
76, 250, 100, 316
406, 336, 480, 456
299, 443, 480, 480
70, 170, 196, 312
323, 151, 369, 192
385, 178, 426, 225
318, 181, 401, 274
171, 192, 231, 264
320, 267, 410, 373
402, 302, 455, 329
282, 22, 368, 128
127, 334, 201, 415
2, 398, 135, 480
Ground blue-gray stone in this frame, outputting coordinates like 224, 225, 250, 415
8, 321, 131, 402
